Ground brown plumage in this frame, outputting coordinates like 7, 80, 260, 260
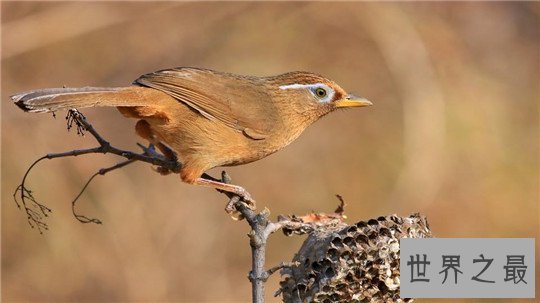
12, 67, 372, 203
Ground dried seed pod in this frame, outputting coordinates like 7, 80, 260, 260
279, 213, 431, 303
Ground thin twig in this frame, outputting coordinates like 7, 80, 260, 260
265, 261, 300, 279
71, 159, 136, 224
13, 156, 52, 233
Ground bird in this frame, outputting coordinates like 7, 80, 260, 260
12, 67, 372, 204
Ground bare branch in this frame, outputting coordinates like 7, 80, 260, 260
13, 109, 185, 230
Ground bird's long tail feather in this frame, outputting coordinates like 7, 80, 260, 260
11, 86, 151, 113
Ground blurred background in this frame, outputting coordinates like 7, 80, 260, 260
2, 2, 538, 302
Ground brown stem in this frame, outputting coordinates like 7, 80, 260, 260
232, 201, 270, 303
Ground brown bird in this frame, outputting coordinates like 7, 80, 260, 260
12, 67, 372, 203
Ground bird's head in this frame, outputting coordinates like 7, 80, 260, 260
268, 71, 372, 120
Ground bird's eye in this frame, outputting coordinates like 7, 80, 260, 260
314, 87, 327, 98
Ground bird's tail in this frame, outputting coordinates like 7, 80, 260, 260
11, 86, 153, 113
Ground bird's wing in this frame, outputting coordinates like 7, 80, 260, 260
134, 68, 276, 140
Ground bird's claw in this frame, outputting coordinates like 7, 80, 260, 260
219, 171, 256, 219
235, 188, 256, 209
225, 190, 256, 220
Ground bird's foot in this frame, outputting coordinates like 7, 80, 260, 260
225, 194, 255, 221
156, 142, 178, 162
138, 143, 160, 158
214, 171, 256, 219
193, 173, 256, 219
231, 187, 256, 210
138, 143, 176, 175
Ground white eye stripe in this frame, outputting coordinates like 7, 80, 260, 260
279, 83, 335, 103
279, 83, 315, 90
279, 83, 327, 90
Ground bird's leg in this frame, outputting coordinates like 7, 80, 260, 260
137, 142, 178, 175
154, 142, 177, 162
152, 144, 175, 175
194, 177, 256, 209
135, 119, 178, 175
152, 143, 178, 175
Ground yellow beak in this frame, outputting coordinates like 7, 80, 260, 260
334, 94, 373, 108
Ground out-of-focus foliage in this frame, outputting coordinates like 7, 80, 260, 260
2, 2, 538, 302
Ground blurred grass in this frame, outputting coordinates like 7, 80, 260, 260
1, 2, 538, 302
